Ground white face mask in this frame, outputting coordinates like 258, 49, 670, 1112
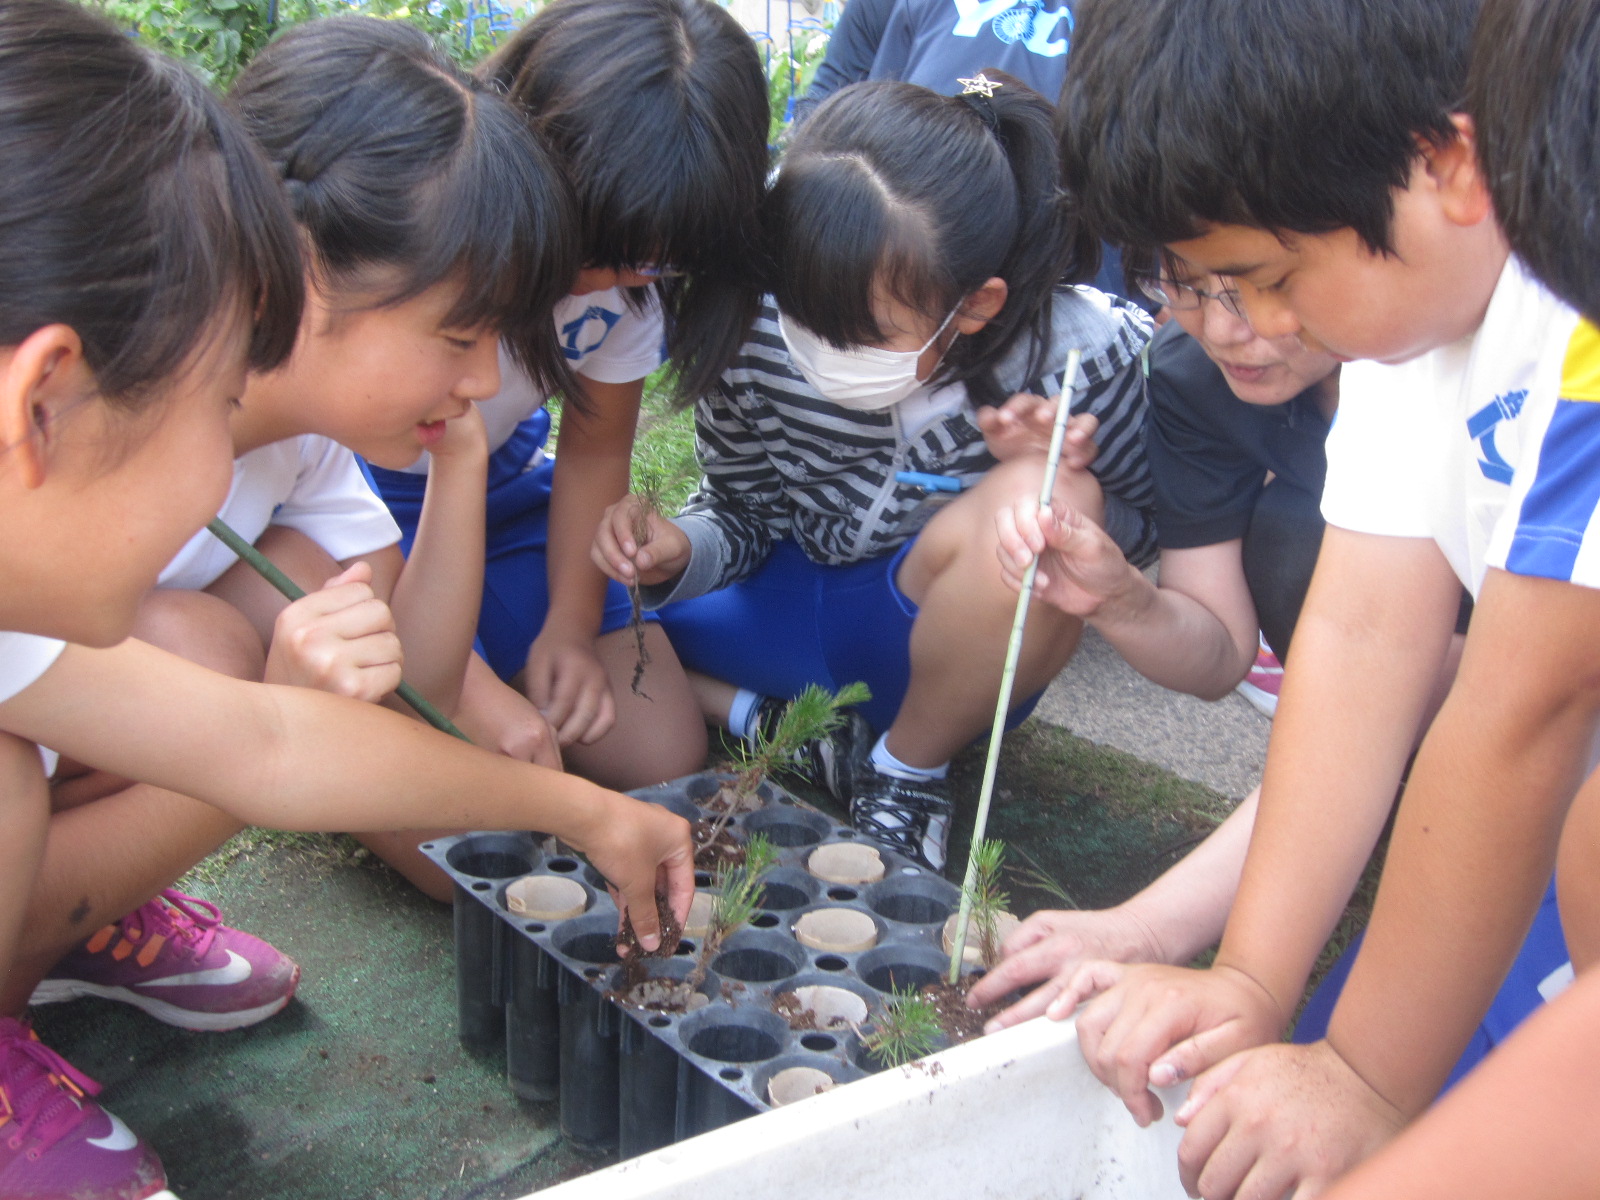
779, 307, 959, 411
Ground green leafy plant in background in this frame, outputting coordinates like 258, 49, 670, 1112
90, 0, 539, 83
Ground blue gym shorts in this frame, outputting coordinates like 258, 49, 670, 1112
365, 411, 650, 683
1293, 876, 1571, 1096
655, 536, 1044, 735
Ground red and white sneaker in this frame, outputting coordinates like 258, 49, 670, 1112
0, 1017, 172, 1200
1236, 633, 1283, 717
30, 889, 299, 1032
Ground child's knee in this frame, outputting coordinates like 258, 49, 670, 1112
132, 590, 267, 681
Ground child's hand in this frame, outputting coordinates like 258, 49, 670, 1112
995, 499, 1141, 621
451, 663, 563, 770
962, 906, 1164, 1030
591, 495, 692, 588
266, 562, 404, 701
977, 393, 1100, 467
426, 402, 489, 464
567, 789, 695, 954
1172, 1039, 1402, 1199
1066, 961, 1288, 1127
524, 628, 616, 747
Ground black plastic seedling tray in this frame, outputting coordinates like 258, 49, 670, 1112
422, 773, 965, 1155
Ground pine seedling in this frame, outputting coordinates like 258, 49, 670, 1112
862, 985, 943, 1069
686, 832, 777, 988
961, 838, 1011, 969
622, 461, 694, 699
737, 681, 871, 793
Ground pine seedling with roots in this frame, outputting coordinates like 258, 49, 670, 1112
862, 984, 943, 1069
685, 832, 778, 988
623, 461, 694, 699
961, 838, 1011, 969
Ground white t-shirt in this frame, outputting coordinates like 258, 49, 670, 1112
393, 288, 666, 475
0, 631, 67, 774
1323, 256, 1600, 598
0, 631, 66, 704
161, 435, 401, 592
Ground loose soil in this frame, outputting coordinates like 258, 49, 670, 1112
616, 893, 685, 992
920, 978, 997, 1046
692, 819, 746, 871
611, 976, 709, 1015
772, 991, 819, 1031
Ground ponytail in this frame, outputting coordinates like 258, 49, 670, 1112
771, 72, 1083, 406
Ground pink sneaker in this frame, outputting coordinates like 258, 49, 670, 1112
31, 889, 299, 1032
0, 1017, 171, 1200
1235, 634, 1283, 717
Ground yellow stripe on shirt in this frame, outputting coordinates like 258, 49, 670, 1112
1562, 318, 1600, 402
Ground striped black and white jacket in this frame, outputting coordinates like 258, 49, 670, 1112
644, 288, 1155, 608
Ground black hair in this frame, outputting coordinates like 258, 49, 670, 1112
1469, 0, 1600, 321
481, 0, 769, 404
0, 0, 301, 408
231, 16, 579, 398
1060, 0, 1481, 256
770, 74, 1083, 408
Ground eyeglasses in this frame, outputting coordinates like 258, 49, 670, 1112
1132, 272, 1246, 319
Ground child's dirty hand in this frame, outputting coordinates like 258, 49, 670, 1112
1172, 1039, 1402, 1200
591, 495, 691, 587
1072, 961, 1288, 1128
978, 394, 1100, 466
964, 906, 1163, 1030
995, 498, 1139, 620
567, 791, 695, 954
524, 628, 615, 747
266, 561, 403, 702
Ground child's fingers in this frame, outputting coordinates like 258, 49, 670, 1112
320, 560, 374, 590
590, 519, 635, 582
575, 689, 617, 746
1046, 958, 1128, 1021
1152, 1021, 1258, 1092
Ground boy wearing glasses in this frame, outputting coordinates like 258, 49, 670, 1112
1007, 0, 1600, 1194
969, 249, 1564, 1076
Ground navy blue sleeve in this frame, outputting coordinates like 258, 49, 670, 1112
794, 0, 897, 123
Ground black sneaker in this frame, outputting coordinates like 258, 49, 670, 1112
848, 768, 954, 875
750, 695, 874, 799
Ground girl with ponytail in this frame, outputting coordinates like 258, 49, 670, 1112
594, 74, 1156, 873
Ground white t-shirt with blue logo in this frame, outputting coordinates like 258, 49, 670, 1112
394, 287, 665, 476
1322, 256, 1600, 597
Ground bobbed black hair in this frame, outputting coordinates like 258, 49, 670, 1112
0, 0, 302, 408
230, 16, 579, 398
1060, 0, 1481, 256
481, 0, 770, 404
770, 74, 1083, 408
1469, 0, 1600, 321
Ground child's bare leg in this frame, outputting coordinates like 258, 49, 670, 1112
207, 526, 461, 897
1, 591, 256, 1013
0, 734, 50, 1016
563, 624, 708, 788
890, 456, 1101, 768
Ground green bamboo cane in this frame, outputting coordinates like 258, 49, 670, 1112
205, 517, 470, 742
948, 348, 1084, 984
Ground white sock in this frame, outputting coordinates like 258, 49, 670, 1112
869, 734, 949, 782
727, 688, 766, 742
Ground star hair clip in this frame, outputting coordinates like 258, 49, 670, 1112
958, 73, 1001, 98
